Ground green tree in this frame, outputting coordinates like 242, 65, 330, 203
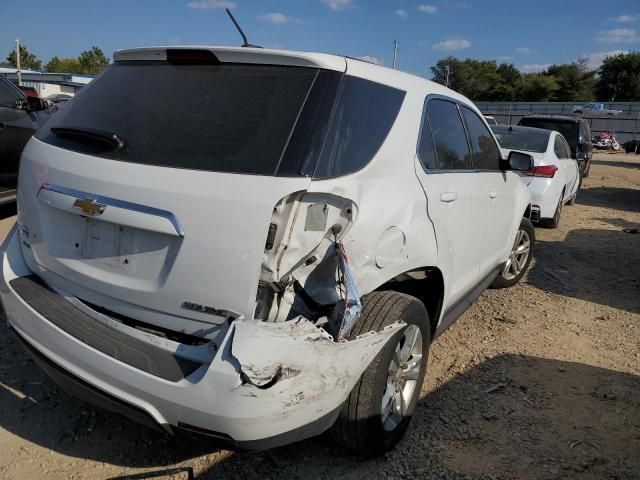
595, 52, 640, 101
517, 74, 559, 101
5, 44, 42, 70
545, 61, 595, 101
78, 47, 109, 75
431, 57, 505, 100
45, 56, 82, 73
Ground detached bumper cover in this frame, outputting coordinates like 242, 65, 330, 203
0, 225, 402, 449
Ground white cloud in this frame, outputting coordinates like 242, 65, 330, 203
187, 0, 235, 9
615, 14, 637, 23
258, 12, 307, 24
454, 2, 472, 8
322, 0, 353, 11
497, 55, 514, 61
520, 63, 552, 73
395, 9, 408, 19
584, 50, 629, 69
432, 37, 471, 51
418, 4, 438, 14
357, 55, 384, 65
596, 28, 637, 43
516, 47, 532, 54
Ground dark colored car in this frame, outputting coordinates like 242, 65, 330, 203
518, 115, 593, 178
0, 76, 52, 204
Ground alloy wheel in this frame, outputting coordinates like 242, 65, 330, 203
381, 325, 423, 431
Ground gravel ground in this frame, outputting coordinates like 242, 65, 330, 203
0, 152, 638, 480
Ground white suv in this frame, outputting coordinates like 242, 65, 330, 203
0, 47, 535, 456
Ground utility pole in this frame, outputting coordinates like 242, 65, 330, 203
445, 64, 450, 88
15, 38, 22, 86
392, 40, 398, 69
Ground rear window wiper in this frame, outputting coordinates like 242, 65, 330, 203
50, 127, 125, 152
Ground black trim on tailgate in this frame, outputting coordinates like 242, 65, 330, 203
9, 275, 200, 381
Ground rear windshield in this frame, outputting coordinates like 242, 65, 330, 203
37, 62, 320, 176
492, 127, 550, 153
37, 60, 404, 178
518, 118, 579, 146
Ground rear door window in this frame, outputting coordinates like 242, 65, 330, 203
313, 76, 405, 178
37, 62, 322, 176
554, 136, 565, 158
425, 99, 471, 170
461, 106, 500, 170
418, 115, 437, 170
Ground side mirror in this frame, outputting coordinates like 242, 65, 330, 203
503, 151, 533, 171
575, 151, 586, 162
15, 97, 46, 112
26, 96, 46, 112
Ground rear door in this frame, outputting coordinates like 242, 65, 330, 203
559, 135, 579, 197
460, 105, 518, 275
414, 97, 487, 306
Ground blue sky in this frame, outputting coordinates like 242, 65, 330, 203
1, 0, 639, 76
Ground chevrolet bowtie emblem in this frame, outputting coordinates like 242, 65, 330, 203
73, 197, 106, 216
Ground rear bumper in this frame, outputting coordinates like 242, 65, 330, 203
1, 225, 397, 449
526, 177, 562, 220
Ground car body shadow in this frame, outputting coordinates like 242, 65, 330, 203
577, 185, 640, 213
591, 158, 640, 170
527, 226, 640, 314
2, 315, 638, 479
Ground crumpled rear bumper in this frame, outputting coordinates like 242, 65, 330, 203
0, 224, 402, 449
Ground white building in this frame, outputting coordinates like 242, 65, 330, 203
0, 67, 93, 97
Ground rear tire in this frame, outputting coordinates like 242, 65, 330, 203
330, 291, 430, 456
491, 218, 535, 289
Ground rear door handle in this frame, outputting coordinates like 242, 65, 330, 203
489, 191, 498, 199
440, 192, 458, 203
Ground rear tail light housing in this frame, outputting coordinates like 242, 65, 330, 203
524, 165, 557, 178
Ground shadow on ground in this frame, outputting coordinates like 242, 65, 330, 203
527, 225, 640, 314
1, 316, 638, 479
0, 202, 16, 220
591, 158, 640, 170
577, 185, 640, 213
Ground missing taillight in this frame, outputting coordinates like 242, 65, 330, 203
525, 165, 558, 178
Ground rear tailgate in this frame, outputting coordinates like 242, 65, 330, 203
19, 139, 310, 329
16, 51, 345, 335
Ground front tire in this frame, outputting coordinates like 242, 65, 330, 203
491, 218, 535, 289
331, 291, 430, 456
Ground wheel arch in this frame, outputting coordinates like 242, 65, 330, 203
375, 266, 444, 339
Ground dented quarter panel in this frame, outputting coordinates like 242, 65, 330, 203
231, 317, 404, 411
305, 84, 447, 323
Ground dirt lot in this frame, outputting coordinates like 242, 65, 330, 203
0, 152, 638, 480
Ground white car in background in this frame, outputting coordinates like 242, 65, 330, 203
492, 125, 580, 228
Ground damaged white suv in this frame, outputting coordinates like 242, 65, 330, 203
0, 47, 535, 456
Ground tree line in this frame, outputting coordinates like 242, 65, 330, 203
3, 44, 110, 75
3, 44, 639, 101
431, 52, 640, 102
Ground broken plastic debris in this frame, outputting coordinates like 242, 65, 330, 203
336, 242, 362, 340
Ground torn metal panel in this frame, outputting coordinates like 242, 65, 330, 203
230, 317, 404, 408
